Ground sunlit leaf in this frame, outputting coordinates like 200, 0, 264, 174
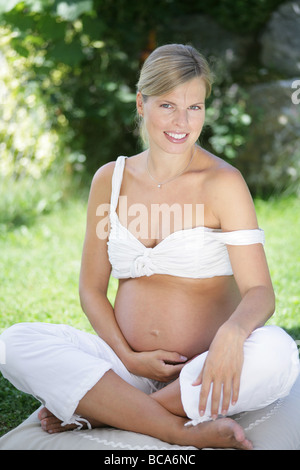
0, 0, 21, 15
55, 1, 93, 21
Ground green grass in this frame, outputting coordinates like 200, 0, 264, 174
0, 195, 299, 437
255, 197, 300, 337
0, 195, 118, 437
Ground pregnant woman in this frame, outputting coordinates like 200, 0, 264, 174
0, 44, 299, 450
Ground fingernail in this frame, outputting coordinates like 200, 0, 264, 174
180, 356, 188, 361
212, 414, 217, 421
200, 410, 204, 417
222, 409, 227, 416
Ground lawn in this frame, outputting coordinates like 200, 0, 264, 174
0, 195, 299, 437
0, 195, 118, 437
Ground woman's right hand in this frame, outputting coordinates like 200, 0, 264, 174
125, 350, 188, 382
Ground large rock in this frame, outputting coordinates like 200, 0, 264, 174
260, 1, 300, 77
235, 79, 300, 195
158, 14, 251, 81
157, 9, 300, 196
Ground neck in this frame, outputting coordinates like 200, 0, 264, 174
147, 146, 196, 181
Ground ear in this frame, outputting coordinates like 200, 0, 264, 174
136, 92, 144, 117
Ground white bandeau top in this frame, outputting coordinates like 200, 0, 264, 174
107, 156, 265, 279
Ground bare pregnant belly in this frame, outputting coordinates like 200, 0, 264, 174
114, 274, 241, 359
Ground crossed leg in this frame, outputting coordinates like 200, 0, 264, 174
38, 370, 252, 449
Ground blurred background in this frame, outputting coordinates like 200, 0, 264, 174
0, 0, 300, 434
0, 0, 299, 316
0, 0, 300, 216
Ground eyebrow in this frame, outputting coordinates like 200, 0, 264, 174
161, 99, 205, 106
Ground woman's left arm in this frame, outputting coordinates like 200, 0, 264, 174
195, 166, 275, 419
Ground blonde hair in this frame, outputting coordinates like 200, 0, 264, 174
137, 44, 213, 144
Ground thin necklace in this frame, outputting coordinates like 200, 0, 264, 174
146, 146, 196, 188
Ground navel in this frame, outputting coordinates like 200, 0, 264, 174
150, 329, 160, 337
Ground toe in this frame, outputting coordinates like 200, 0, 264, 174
38, 407, 53, 421
41, 416, 78, 433
218, 418, 253, 450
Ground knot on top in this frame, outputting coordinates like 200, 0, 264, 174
130, 248, 155, 277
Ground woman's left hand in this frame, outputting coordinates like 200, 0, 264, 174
192, 322, 246, 419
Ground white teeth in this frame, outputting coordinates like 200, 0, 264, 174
166, 132, 187, 140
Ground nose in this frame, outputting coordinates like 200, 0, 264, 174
172, 109, 188, 128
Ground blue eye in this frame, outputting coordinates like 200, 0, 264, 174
161, 103, 172, 109
189, 105, 201, 110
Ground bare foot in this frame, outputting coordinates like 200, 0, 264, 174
38, 407, 252, 450
38, 407, 77, 433
186, 417, 253, 450
38, 407, 101, 434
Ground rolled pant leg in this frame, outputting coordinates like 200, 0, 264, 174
0, 322, 113, 425
0, 322, 159, 426
179, 325, 300, 425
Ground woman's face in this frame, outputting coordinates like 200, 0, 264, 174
137, 77, 206, 155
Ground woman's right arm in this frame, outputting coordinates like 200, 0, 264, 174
79, 163, 134, 363
79, 162, 187, 381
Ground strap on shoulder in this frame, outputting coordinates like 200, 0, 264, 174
110, 156, 127, 213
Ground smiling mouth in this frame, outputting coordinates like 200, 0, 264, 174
164, 132, 188, 141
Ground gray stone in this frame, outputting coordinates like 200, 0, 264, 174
260, 1, 300, 77
235, 79, 300, 195
158, 14, 251, 81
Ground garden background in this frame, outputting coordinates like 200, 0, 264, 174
0, 0, 299, 437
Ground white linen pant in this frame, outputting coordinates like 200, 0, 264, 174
0, 322, 299, 428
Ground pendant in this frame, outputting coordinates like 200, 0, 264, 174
158, 184, 161, 188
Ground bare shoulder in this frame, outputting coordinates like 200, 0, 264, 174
92, 160, 116, 186
202, 151, 258, 230
89, 160, 116, 203
89, 153, 144, 204
200, 149, 248, 197
84, 160, 116, 244
208, 157, 247, 193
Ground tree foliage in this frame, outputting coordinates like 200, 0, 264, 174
0, 0, 286, 179
0, 0, 142, 176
